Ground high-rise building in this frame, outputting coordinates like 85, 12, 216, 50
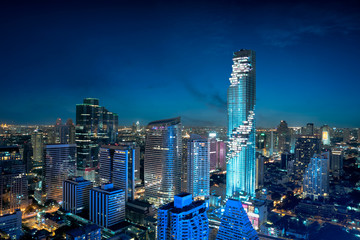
305, 123, 314, 136
216, 199, 258, 240
157, 193, 208, 240
44, 144, 76, 202
255, 155, 264, 189
0, 209, 22, 239
63, 176, 92, 214
181, 135, 189, 193
187, 134, 210, 199
54, 118, 76, 144
0, 146, 28, 215
31, 129, 44, 171
280, 152, 294, 171
89, 183, 125, 228
227, 49, 256, 198
330, 149, 343, 178
209, 136, 217, 172
99, 143, 139, 201
294, 136, 320, 181
209, 134, 226, 171
144, 117, 182, 206
321, 125, 331, 146
277, 120, 290, 153
303, 152, 330, 200
76, 98, 118, 181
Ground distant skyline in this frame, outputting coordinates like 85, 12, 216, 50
1, 0, 360, 127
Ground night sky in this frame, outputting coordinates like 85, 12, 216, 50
1, 0, 360, 127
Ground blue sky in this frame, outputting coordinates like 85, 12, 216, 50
1, 0, 359, 127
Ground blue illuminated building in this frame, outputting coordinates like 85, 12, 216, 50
227, 49, 256, 198
99, 143, 139, 201
303, 152, 330, 200
216, 199, 258, 240
144, 117, 182, 206
187, 134, 210, 199
89, 183, 125, 228
62, 176, 92, 214
157, 193, 208, 240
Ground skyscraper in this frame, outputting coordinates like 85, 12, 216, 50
75, 98, 118, 181
330, 149, 343, 178
44, 144, 76, 202
227, 49, 256, 198
157, 193, 208, 240
0, 146, 28, 215
216, 199, 258, 240
303, 152, 330, 200
277, 120, 290, 153
294, 136, 320, 182
321, 125, 331, 146
99, 143, 139, 201
305, 123, 314, 136
31, 129, 44, 172
54, 118, 76, 144
187, 134, 210, 199
89, 183, 125, 228
144, 117, 182, 206
63, 176, 92, 214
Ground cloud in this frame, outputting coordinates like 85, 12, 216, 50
182, 80, 226, 113
257, 2, 360, 47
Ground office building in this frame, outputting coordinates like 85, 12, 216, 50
157, 193, 208, 240
209, 135, 226, 171
330, 149, 343, 178
31, 129, 44, 171
321, 125, 331, 146
305, 123, 314, 136
280, 152, 294, 171
89, 183, 125, 228
227, 49, 256, 198
44, 144, 76, 202
277, 120, 290, 153
255, 155, 264, 189
144, 117, 182, 206
303, 152, 330, 200
216, 199, 258, 240
76, 98, 118, 181
99, 143, 139, 201
66, 224, 101, 240
63, 176, 92, 214
187, 134, 210, 199
294, 136, 320, 181
0, 146, 28, 215
0, 209, 22, 239
54, 118, 76, 144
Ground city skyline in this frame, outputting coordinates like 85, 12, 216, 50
1, 0, 360, 127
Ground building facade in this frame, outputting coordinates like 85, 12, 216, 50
0, 146, 28, 215
187, 134, 210, 199
0, 209, 22, 239
227, 49, 256, 198
44, 144, 76, 202
99, 143, 139, 201
157, 193, 208, 240
216, 199, 258, 240
89, 183, 125, 228
303, 152, 330, 200
62, 176, 92, 214
75, 98, 118, 181
144, 117, 182, 206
